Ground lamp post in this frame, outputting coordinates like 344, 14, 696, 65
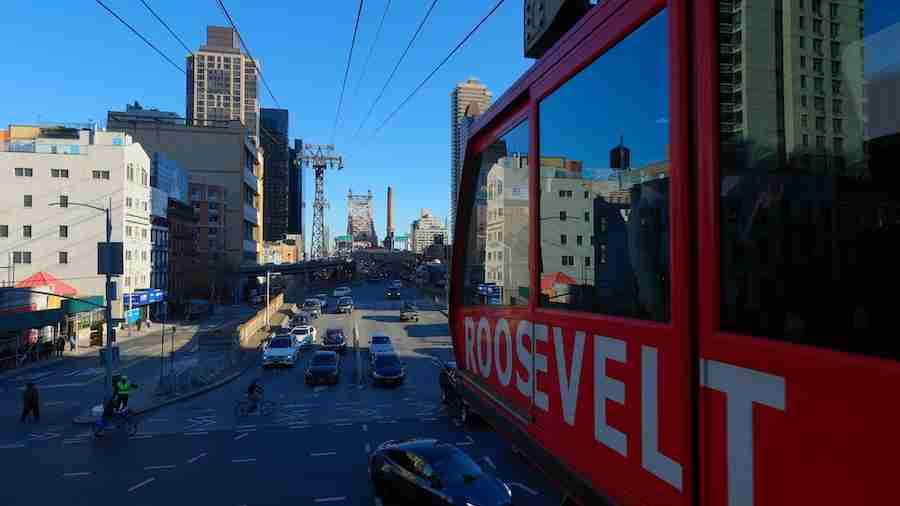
50, 197, 116, 398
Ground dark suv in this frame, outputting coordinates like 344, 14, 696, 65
323, 328, 348, 354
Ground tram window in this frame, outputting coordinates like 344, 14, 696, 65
537, 10, 671, 322
719, 2, 900, 360
461, 120, 530, 307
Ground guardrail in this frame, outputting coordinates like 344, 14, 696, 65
237, 292, 285, 344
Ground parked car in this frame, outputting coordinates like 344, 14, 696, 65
333, 286, 352, 297
400, 302, 419, 322
322, 328, 348, 354
305, 350, 341, 385
292, 313, 310, 327
291, 325, 316, 348
385, 286, 401, 299
371, 352, 406, 387
262, 335, 299, 368
369, 333, 395, 363
336, 296, 354, 314
303, 298, 322, 318
369, 438, 513, 506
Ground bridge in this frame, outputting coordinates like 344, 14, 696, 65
238, 257, 354, 277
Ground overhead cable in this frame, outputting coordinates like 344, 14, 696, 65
332, 0, 367, 143
95, 0, 185, 74
139, 0, 192, 54
215, 0, 281, 108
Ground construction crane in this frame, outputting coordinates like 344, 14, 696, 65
297, 144, 344, 259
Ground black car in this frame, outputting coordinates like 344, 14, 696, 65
385, 286, 401, 299
336, 296, 354, 314
400, 302, 419, 322
323, 328, 348, 354
371, 352, 406, 386
369, 438, 513, 506
305, 351, 341, 385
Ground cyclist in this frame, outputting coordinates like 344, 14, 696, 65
246, 379, 264, 413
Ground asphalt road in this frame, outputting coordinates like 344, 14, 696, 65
0, 279, 561, 506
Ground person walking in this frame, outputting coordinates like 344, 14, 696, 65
55, 337, 64, 357
20, 382, 40, 423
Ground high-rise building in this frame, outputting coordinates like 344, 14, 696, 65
718, 0, 865, 170
260, 108, 289, 241
410, 209, 447, 254
451, 78, 492, 240
0, 125, 152, 319
287, 138, 304, 259
186, 26, 261, 144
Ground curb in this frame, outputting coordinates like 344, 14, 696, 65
72, 351, 258, 425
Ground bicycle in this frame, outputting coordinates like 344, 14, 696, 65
235, 396, 276, 417
93, 408, 138, 437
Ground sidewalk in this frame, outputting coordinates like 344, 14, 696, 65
72, 303, 292, 424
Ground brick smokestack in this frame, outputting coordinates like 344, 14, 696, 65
387, 186, 394, 235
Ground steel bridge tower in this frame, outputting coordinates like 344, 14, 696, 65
297, 144, 343, 259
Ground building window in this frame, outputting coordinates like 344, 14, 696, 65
833, 118, 843, 133
59, 195, 68, 208
126, 197, 133, 208
576, 235, 583, 246
24, 195, 32, 208
831, 41, 840, 57
92, 170, 110, 179
799, 36, 806, 49
833, 137, 843, 154
584, 191, 590, 199
801, 114, 809, 128
12, 251, 32, 264
127, 164, 134, 181
812, 0, 821, 15
815, 96, 825, 111
800, 55, 807, 68
813, 38, 823, 55
832, 80, 842, 94
561, 234, 567, 245
813, 19, 823, 35
0, 225, 7, 238
831, 60, 841, 75
142, 228, 148, 239
51, 169, 69, 178
584, 211, 590, 222
830, 22, 840, 38
14, 167, 33, 177
829, 2, 838, 17
833, 98, 842, 114
816, 135, 826, 150
142, 201, 148, 211
801, 95, 808, 107
59, 251, 68, 264
23, 225, 32, 238
801, 75, 807, 88
799, 16, 806, 29
559, 210, 567, 221
59, 225, 68, 238
814, 77, 824, 93
126, 226, 132, 237
816, 116, 826, 131
813, 58, 823, 73
584, 256, 591, 267
802, 134, 809, 146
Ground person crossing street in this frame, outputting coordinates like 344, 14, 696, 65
112, 374, 138, 412
20, 382, 40, 423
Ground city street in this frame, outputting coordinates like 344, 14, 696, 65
0, 279, 561, 506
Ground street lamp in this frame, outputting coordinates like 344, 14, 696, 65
49, 197, 117, 398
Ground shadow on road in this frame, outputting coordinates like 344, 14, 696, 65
404, 323, 449, 338
362, 315, 402, 323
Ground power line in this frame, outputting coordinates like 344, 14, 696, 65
139, 0, 192, 54
215, 0, 281, 108
351, 0, 392, 102
370, 0, 505, 140
94, 0, 185, 74
332, 0, 366, 143
352, 0, 439, 140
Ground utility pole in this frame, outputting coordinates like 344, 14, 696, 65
296, 143, 344, 259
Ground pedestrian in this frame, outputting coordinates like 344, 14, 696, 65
56, 337, 64, 357
68, 333, 76, 352
20, 382, 40, 423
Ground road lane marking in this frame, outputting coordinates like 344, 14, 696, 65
313, 386, 327, 393
127, 477, 155, 493
147, 418, 169, 422
236, 428, 257, 433
335, 423, 352, 427
364, 443, 371, 453
362, 424, 368, 432
377, 420, 397, 424
284, 403, 318, 408
143, 465, 176, 471
236, 424, 257, 429
184, 431, 208, 436
456, 436, 475, 446
129, 434, 153, 440
510, 483, 538, 495
310, 451, 337, 457
45, 400, 66, 406
63, 472, 91, 477
314, 497, 346, 503
483, 457, 496, 470
423, 417, 438, 422
231, 458, 257, 463
333, 418, 353, 423
234, 433, 249, 441
187, 452, 207, 464
0, 443, 26, 450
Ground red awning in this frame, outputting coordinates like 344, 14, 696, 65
540, 272, 578, 291
15, 271, 77, 296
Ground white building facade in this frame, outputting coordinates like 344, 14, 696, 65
1, 126, 152, 318
410, 209, 447, 254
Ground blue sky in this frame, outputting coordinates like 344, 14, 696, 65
1, 0, 533, 251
